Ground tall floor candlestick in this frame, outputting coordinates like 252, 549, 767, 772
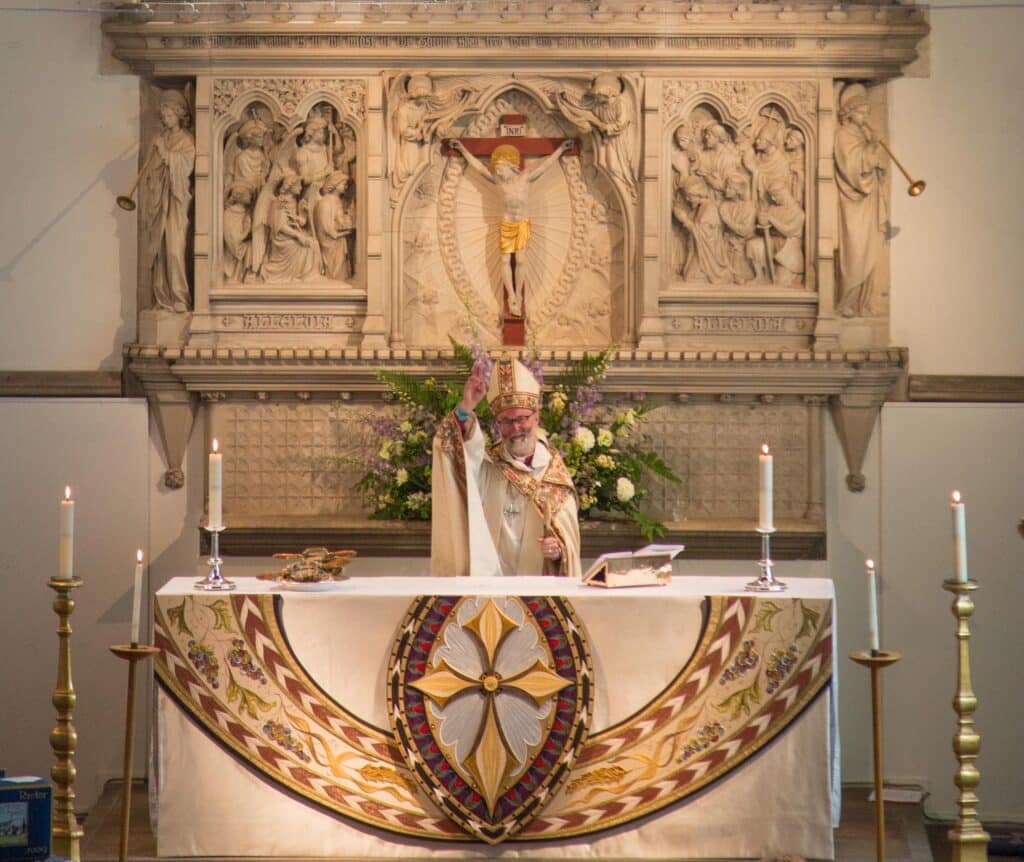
943, 577, 990, 862
110, 644, 160, 862
49, 575, 85, 862
850, 648, 901, 862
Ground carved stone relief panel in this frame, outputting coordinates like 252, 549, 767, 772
662, 80, 816, 294
395, 75, 635, 349
211, 78, 366, 289
138, 83, 196, 315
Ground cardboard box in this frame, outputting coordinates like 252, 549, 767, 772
0, 776, 51, 861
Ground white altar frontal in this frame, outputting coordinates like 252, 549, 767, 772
153, 575, 837, 860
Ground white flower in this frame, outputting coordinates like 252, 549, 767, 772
616, 476, 635, 502
579, 493, 595, 511
378, 441, 393, 460
595, 454, 614, 470
597, 427, 614, 448
399, 420, 413, 434
573, 426, 596, 452
395, 468, 409, 486
548, 391, 567, 412
618, 409, 637, 429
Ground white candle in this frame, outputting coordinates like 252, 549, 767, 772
130, 550, 144, 646
209, 439, 223, 530
865, 558, 880, 652
59, 486, 74, 580
758, 444, 774, 531
951, 490, 968, 583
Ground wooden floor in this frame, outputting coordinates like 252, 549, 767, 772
79, 780, 949, 861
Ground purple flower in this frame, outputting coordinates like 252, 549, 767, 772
470, 342, 494, 385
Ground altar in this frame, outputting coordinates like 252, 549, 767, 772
153, 574, 837, 860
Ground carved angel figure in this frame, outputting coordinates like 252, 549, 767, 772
834, 83, 888, 317
391, 73, 472, 189
557, 74, 638, 201
143, 87, 195, 312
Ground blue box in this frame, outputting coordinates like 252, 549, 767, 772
0, 776, 51, 861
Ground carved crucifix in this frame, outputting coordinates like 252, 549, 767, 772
443, 115, 578, 346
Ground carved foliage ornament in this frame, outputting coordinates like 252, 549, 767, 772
212, 78, 367, 120
662, 79, 817, 125
387, 595, 594, 843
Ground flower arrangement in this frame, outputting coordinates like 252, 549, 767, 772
355, 341, 680, 539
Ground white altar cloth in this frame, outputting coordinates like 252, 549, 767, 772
154, 575, 838, 860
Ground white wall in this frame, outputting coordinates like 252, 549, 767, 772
0, 8, 138, 371
879, 404, 1024, 821
0, 399, 149, 808
889, 2, 1024, 375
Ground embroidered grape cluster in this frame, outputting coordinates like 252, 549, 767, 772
719, 639, 759, 685
187, 640, 220, 688
681, 722, 726, 760
227, 638, 267, 684
263, 720, 309, 762
766, 645, 799, 693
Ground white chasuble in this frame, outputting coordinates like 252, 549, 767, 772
431, 413, 581, 577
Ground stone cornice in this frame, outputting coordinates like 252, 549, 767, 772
123, 342, 906, 399
103, 2, 928, 78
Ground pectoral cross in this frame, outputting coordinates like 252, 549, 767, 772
443, 115, 578, 347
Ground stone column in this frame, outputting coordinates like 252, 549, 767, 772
361, 76, 388, 349
813, 78, 839, 349
636, 77, 664, 350
804, 395, 827, 521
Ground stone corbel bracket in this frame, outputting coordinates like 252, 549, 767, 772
123, 345, 199, 489
124, 342, 905, 492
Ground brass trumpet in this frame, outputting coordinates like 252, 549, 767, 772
116, 146, 158, 212
877, 139, 926, 197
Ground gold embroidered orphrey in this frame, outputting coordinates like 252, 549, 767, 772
153, 591, 832, 842
387, 594, 595, 843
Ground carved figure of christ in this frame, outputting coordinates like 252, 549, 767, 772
445, 131, 576, 324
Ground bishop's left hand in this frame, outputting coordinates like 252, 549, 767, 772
539, 536, 562, 561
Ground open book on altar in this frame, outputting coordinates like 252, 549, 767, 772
582, 544, 686, 588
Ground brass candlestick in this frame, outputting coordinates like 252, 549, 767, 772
850, 648, 902, 862
943, 578, 990, 862
48, 576, 85, 862
110, 644, 160, 862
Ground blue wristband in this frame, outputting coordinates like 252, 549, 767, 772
455, 405, 471, 421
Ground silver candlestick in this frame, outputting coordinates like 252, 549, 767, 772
746, 527, 787, 592
195, 525, 234, 591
